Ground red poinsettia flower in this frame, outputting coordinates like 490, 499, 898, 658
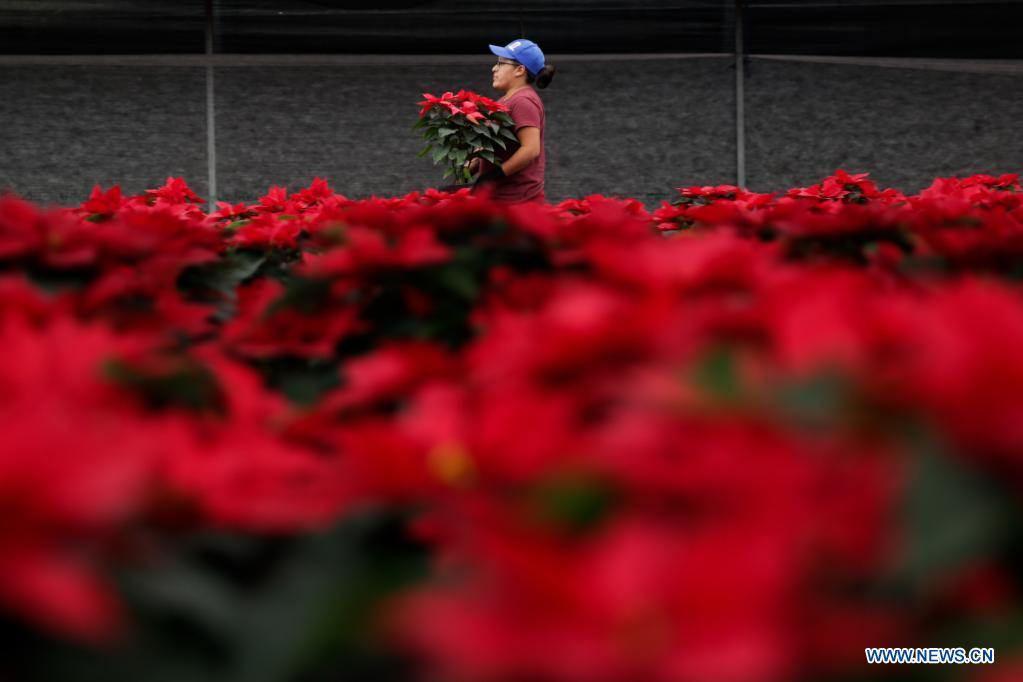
0, 311, 190, 641
227, 213, 303, 250
0, 195, 45, 261
141, 177, 205, 206
417, 91, 458, 118
208, 201, 256, 223
253, 185, 292, 214
81, 185, 126, 218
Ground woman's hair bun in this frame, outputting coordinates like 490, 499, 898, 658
534, 64, 556, 89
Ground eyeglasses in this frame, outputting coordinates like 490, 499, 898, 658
494, 60, 520, 69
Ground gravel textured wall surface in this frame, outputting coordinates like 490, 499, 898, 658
0, 66, 208, 206
3, 58, 1020, 209
745, 59, 1023, 194
214, 58, 736, 208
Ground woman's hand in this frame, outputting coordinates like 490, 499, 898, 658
464, 147, 484, 176
471, 165, 505, 194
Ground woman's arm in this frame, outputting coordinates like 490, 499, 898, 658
467, 126, 540, 176
472, 127, 541, 190
499, 126, 541, 176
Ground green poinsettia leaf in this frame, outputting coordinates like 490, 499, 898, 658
531, 475, 618, 536
890, 427, 1018, 592
689, 347, 745, 404
416, 145, 432, 158
431, 146, 448, 164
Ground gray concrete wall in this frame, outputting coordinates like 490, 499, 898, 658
0, 66, 208, 207
745, 58, 1023, 194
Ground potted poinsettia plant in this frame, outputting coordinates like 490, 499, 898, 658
413, 90, 518, 185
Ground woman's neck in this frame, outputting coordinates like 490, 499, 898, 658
502, 83, 530, 100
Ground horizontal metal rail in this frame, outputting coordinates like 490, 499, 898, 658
0, 53, 1018, 75
0, 53, 731, 66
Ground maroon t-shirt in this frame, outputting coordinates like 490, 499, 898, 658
478, 86, 545, 203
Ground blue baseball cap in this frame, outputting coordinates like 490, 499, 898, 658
488, 39, 545, 76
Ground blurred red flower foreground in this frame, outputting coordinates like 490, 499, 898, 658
2, 173, 1022, 682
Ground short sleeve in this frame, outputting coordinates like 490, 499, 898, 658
508, 96, 542, 133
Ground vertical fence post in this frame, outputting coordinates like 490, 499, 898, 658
205, 0, 218, 205
735, 0, 746, 189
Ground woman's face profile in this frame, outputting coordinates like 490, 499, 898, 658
491, 58, 524, 92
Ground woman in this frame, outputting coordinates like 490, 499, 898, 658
468, 39, 556, 203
